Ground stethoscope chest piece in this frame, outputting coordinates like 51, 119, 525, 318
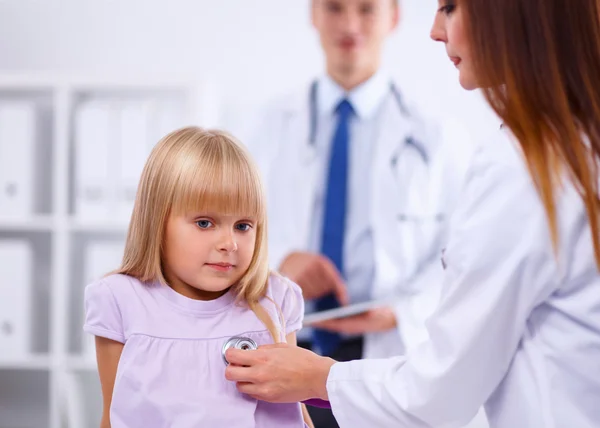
222, 336, 258, 366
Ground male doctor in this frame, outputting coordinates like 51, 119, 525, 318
247, 1, 474, 425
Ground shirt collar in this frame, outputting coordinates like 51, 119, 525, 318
317, 69, 391, 120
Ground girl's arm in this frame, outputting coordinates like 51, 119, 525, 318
95, 336, 124, 428
285, 332, 315, 428
301, 403, 315, 428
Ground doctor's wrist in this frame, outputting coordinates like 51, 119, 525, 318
312, 356, 336, 401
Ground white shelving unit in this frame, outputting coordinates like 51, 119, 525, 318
0, 74, 218, 428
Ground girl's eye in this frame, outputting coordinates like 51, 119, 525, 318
236, 223, 252, 232
196, 220, 213, 229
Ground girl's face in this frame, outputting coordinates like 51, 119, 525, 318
162, 211, 257, 300
430, 0, 478, 90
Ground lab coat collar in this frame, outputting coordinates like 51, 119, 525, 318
318, 69, 391, 120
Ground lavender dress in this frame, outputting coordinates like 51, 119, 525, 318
84, 273, 307, 428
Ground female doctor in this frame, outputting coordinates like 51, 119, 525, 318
225, 0, 600, 427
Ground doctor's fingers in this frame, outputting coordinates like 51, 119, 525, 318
225, 357, 282, 390
296, 268, 334, 300
225, 363, 259, 383
225, 348, 265, 368
318, 258, 349, 305
235, 381, 284, 403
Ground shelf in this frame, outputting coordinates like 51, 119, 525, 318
68, 219, 129, 233
0, 354, 51, 370
62, 370, 103, 428
65, 356, 97, 372
0, 215, 55, 231
0, 369, 50, 427
0, 73, 203, 90
0, 73, 211, 428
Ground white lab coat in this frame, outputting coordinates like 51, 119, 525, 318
246, 80, 476, 358
326, 127, 600, 427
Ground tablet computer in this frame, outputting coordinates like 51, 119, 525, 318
303, 299, 390, 326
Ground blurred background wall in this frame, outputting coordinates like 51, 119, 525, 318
0, 0, 497, 137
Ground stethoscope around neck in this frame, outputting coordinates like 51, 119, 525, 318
306, 79, 429, 165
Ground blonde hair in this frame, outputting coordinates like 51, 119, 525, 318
116, 126, 281, 342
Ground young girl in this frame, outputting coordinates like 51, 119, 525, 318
83, 127, 313, 427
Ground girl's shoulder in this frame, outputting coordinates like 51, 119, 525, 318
83, 274, 150, 344
84, 273, 149, 310
265, 271, 303, 304
265, 271, 305, 335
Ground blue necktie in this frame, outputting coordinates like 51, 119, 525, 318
313, 99, 354, 356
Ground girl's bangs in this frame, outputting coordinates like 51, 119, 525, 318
171, 155, 265, 221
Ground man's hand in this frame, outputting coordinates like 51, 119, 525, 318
279, 251, 349, 304
312, 307, 398, 334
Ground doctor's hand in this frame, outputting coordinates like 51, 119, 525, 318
224, 343, 335, 403
279, 251, 349, 305
313, 307, 397, 334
